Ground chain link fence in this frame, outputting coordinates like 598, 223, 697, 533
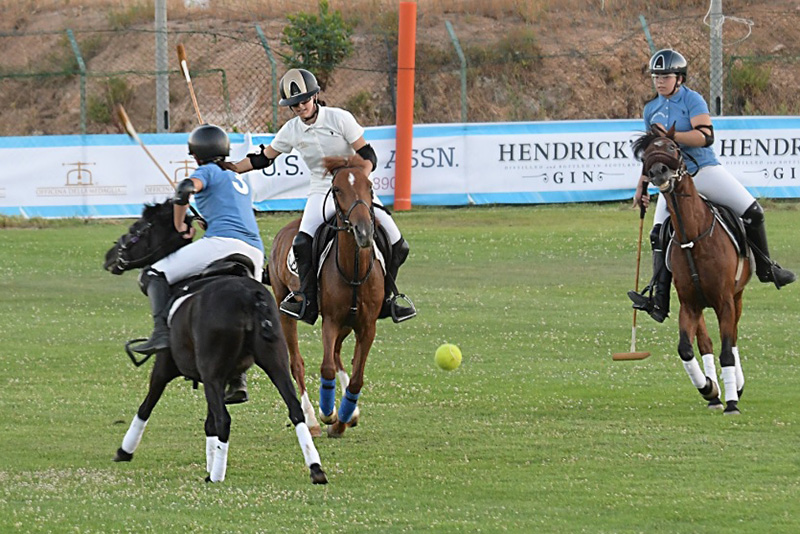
0, 1, 798, 136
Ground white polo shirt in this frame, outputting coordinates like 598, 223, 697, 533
270, 106, 365, 195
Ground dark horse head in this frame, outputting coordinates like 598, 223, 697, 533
104, 200, 192, 275
632, 124, 687, 194
324, 155, 375, 249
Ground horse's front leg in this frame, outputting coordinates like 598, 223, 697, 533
716, 298, 741, 415
114, 353, 180, 462
318, 320, 341, 426
280, 313, 320, 437
677, 305, 720, 405
696, 315, 722, 410
328, 323, 376, 438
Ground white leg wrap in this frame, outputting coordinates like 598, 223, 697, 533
206, 436, 219, 474
301, 391, 319, 428
209, 440, 229, 483
295, 422, 322, 467
721, 366, 739, 403
701, 353, 718, 385
121, 415, 148, 454
683, 358, 707, 388
336, 369, 350, 393
732, 347, 745, 390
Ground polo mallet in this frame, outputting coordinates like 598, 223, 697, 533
115, 104, 204, 224
613, 181, 651, 361
177, 43, 204, 124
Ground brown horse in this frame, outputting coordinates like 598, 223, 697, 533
269, 155, 384, 437
634, 126, 748, 414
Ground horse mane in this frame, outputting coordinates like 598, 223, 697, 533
141, 200, 173, 223
323, 155, 371, 178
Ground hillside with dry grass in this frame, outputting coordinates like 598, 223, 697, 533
1, 0, 799, 135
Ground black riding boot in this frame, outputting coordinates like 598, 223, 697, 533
742, 202, 796, 289
379, 237, 417, 323
279, 232, 318, 325
627, 224, 671, 323
131, 270, 171, 355
224, 372, 248, 405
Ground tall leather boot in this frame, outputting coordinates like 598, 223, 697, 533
742, 202, 796, 289
628, 224, 671, 323
224, 372, 248, 405
379, 237, 417, 322
131, 270, 171, 355
279, 232, 318, 325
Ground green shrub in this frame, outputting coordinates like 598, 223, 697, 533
107, 1, 155, 30
280, 0, 354, 90
88, 77, 134, 125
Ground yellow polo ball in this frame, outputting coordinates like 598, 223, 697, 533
435, 343, 462, 371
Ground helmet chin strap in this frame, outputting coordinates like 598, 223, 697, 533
300, 98, 320, 124
667, 78, 681, 97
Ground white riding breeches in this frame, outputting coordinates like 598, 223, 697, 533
299, 191, 402, 244
152, 236, 264, 284
653, 164, 755, 227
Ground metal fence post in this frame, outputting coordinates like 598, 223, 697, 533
155, 0, 169, 132
65, 29, 86, 135
445, 20, 467, 123
709, 0, 724, 116
255, 24, 278, 131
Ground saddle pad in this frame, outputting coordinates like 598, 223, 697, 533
167, 293, 194, 327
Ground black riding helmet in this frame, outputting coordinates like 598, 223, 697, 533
188, 124, 229, 163
649, 49, 688, 82
279, 68, 320, 107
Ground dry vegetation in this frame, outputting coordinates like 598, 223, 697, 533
0, 0, 798, 135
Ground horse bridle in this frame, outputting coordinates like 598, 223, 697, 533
325, 170, 377, 288
112, 221, 183, 272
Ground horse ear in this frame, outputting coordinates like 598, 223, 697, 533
667, 123, 676, 139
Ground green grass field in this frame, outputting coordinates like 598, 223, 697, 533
1, 203, 799, 533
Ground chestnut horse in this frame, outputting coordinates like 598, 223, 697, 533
633, 126, 748, 414
269, 155, 383, 437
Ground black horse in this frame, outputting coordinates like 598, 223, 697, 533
104, 200, 327, 484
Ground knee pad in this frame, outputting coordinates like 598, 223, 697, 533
138, 268, 166, 296
741, 201, 764, 226
649, 224, 663, 250
292, 231, 313, 250
391, 238, 410, 267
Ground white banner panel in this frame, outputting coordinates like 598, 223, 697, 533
1, 117, 799, 218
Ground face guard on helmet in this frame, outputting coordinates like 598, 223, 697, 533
649, 49, 688, 81
279, 68, 320, 107
188, 124, 230, 163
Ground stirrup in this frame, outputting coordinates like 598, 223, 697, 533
768, 263, 796, 289
129, 329, 169, 356
389, 294, 416, 323
279, 292, 306, 319
627, 288, 653, 312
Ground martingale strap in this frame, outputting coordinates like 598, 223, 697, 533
669, 190, 710, 308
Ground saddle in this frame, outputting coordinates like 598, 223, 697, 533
664, 198, 751, 273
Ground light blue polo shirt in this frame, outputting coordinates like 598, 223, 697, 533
643, 85, 719, 174
192, 163, 264, 253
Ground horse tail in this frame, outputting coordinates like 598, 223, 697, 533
253, 288, 280, 342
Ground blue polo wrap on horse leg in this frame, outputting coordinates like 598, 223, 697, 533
338, 389, 361, 423
319, 377, 337, 417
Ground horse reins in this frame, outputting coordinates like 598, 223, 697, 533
326, 168, 377, 316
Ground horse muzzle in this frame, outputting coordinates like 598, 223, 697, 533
648, 162, 676, 193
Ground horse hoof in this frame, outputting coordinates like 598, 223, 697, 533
706, 398, 724, 410
737, 385, 745, 400
310, 463, 328, 485
326, 423, 346, 438
308, 425, 323, 438
723, 401, 740, 415
205, 475, 212, 483
319, 410, 338, 426
113, 448, 133, 462
347, 406, 360, 428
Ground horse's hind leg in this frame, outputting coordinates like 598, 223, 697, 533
203, 379, 231, 482
280, 314, 321, 437
114, 353, 180, 462
696, 316, 723, 410
677, 307, 720, 405
717, 299, 741, 415
732, 292, 745, 398
255, 338, 327, 485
